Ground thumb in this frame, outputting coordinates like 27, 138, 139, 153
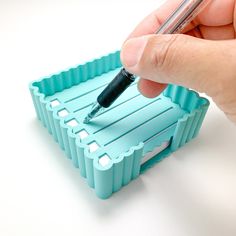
120, 34, 231, 97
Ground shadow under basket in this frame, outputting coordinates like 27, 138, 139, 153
29, 51, 209, 199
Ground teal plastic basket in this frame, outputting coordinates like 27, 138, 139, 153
29, 51, 209, 199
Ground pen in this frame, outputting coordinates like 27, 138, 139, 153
83, 0, 211, 124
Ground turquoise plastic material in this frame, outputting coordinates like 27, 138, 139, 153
29, 51, 209, 199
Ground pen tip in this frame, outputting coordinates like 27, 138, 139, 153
83, 102, 103, 124
83, 116, 91, 124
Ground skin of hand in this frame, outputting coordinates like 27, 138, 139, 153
120, 0, 236, 124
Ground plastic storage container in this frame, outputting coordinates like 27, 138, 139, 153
29, 51, 209, 199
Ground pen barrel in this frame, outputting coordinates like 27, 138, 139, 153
97, 68, 135, 108
157, 0, 212, 34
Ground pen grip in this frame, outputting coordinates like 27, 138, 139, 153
97, 68, 135, 108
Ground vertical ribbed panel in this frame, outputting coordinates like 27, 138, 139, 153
166, 85, 210, 151
76, 145, 87, 178
35, 95, 46, 126
92, 144, 144, 199
179, 114, 194, 146
122, 153, 134, 186
132, 146, 143, 179
42, 102, 52, 134
171, 120, 185, 151
30, 87, 41, 120
61, 124, 72, 159
68, 133, 78, 168
193, 104, 208, 138
94, 160, 113, 199
53, 117, 65, 150
84, 154, 95, 188
113, 158, 124, 192
46, 107, 58, 142
55, 74, 64, 93
186, 110, 201, 142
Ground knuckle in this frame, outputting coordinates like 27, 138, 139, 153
150, 34, 183, 72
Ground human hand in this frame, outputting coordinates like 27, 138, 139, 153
121, 0, 236, 124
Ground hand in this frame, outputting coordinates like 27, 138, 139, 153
121, 0, 236, 124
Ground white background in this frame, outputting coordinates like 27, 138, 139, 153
0, 0, 236, 235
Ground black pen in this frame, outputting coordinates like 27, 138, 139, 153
83, 0, 211, 124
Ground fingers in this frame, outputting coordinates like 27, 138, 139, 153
195, 0, 235, 26
198, 24, 235, 40
121, 34, 236, 124
121, 33, 236, 95
138, 78, 167, 98
185, 24, 235, 40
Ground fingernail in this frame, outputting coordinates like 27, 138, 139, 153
121, 37, 147, 68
